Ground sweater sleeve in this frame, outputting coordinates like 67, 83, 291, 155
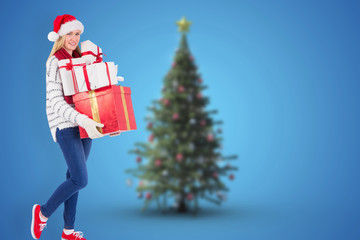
46, 56, 88, 127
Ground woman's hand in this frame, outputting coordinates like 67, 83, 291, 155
82, 118, 104, 139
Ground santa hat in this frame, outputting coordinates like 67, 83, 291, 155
48, 14, 84, 42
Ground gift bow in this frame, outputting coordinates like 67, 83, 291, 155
64, 59, 86, 70
82, 46, 106, 63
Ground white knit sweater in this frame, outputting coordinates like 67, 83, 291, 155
46, 55, 88, 142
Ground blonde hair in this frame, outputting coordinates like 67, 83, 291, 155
47, 35, 81, 60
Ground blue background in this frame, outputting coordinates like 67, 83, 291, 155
0, 0, 359, 239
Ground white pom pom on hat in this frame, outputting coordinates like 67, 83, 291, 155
48, 14, 84, 42
48, 31, 59, 42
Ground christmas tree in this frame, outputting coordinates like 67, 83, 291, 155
126, 17, 237, 214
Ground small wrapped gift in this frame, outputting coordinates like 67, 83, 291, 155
81, 40, 103, 64
73, 85, 137, 138
58, 58, 118, 96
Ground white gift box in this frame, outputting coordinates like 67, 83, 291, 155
58, 58, 118, 96
81, 40, 103, 65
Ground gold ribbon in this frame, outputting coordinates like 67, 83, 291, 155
120, 86, 131, 130
88, 90, 103, 134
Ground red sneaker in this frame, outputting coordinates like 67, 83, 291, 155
61, 231, 87, 240
31, 204, 47, 239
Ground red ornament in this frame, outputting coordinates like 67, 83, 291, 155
207, 133, 214, 142
147, 122, 153, 129
176, 153, 183, 162
155, 159, 162, 166
229, 174, 235, 180
172, 113, 179, 120
136, 156, 142, 163
145, 192, 152, 199
162, 98, 170, 106
172, 62, 176, 68
187, 193, 193, 201
200, 119, 206, 126
212, 172, 218, 179
178, 86, 185, 93
197, 78, 203, 84
196, 93, 203, 99
149, 134, 155, 142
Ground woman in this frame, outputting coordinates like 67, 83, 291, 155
31, 14, 104, 240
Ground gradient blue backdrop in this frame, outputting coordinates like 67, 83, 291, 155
1, 0, 359, 239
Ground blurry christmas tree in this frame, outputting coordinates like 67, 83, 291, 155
126, 17, 237, 214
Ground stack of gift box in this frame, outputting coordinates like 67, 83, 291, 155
58, 40, 137, 138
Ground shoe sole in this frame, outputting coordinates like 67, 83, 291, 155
31, 204, 38, 239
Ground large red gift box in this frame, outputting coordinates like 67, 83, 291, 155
72, 85, 137, 139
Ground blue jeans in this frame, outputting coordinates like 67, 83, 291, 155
41, 127, 92, 229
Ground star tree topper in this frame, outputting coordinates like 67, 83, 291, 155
176, 17, 192, 33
